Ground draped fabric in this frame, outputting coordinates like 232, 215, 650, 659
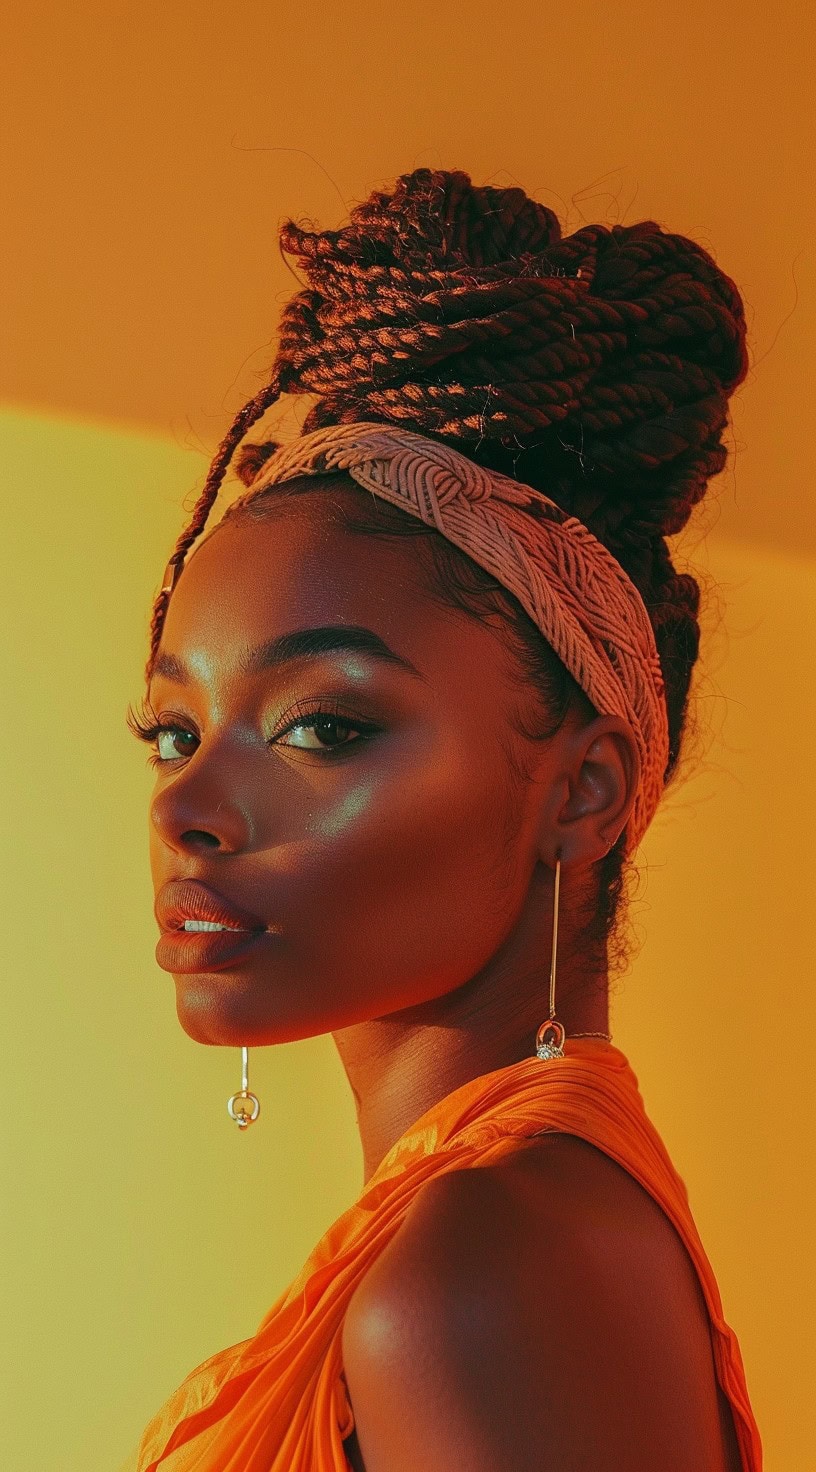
120, 1037, 762, 1471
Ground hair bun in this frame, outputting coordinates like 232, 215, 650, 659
247, 168, 748, 545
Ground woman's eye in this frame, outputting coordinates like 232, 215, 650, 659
155, 727, 198, 762
275, 710, 375, 753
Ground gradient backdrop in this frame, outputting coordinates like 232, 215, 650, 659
3, 4, 813, 1469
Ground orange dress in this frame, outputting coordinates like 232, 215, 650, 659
119, 1038, 763, 1471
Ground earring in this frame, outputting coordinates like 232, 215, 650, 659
227, 1046, 261, 1130
534, 855, 613, 1059
535, 854, 566, 1060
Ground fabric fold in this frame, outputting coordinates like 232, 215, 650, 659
120, 1037, 762, 1471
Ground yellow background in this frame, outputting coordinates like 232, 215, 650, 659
2, 4, 813, 1469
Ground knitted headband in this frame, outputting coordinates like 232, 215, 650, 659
182, 419, 670, 855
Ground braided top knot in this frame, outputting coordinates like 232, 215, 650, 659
235, 166, 748, 549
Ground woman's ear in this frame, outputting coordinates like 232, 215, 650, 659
546, 714, 641, 867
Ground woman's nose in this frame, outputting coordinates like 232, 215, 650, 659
150, 764, 254, 855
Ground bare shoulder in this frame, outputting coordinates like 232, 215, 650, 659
341, 1133, 739, 1472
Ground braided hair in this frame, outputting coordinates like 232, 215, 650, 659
144, 166, 748, 978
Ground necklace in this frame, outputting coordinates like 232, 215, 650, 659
569, 1030, 612, 1040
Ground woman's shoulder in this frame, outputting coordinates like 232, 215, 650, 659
341, 1132, 738, 1471
347, 1128, 710, 1333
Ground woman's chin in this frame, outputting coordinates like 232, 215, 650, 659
171, 973, 319, 1047
173, 975, 265, 1046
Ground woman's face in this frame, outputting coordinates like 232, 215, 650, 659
146, 483, 567, 1048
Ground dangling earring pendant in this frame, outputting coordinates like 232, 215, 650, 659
535, 855, 566, 1061
536, 1016, 566, 1059
227, 1046, 261, 1130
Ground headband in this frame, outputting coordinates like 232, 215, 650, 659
165, 420, 669, 855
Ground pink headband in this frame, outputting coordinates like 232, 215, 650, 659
201, 420, 670, 854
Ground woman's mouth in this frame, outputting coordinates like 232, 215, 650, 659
156, 924, 275, 973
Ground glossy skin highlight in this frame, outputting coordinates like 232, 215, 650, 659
144, 480, 639, 1182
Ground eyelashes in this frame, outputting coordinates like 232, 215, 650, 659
125, 697, 197, 768
125, 696, 167, 744
125, 694, 379, 766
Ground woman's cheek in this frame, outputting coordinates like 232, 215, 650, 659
291, 743, 519, 992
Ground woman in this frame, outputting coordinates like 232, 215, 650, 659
121, 167, 763, 1470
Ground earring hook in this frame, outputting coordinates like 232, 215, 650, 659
227, 1045, 261, 1129
535, 854, 566, 1060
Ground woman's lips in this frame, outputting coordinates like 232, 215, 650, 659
155, 925, 277, 974
155, 878, 268, 933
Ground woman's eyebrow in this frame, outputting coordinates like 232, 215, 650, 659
149, 624, 428, 690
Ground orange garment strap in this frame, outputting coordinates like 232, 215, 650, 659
123, 1038, 762, 1472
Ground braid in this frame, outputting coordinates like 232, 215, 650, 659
145, 367, 286, 682
274, 188, 746, 544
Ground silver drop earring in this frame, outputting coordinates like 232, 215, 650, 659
534, 854, 612, 1059
227, 1046, 261, 1130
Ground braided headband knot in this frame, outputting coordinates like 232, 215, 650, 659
318, 429, 515, 512
163, 420, 670, 855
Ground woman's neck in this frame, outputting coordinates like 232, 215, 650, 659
332, 959, 609, 1185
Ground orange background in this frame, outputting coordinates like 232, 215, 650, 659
2, 5, 813, 1469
